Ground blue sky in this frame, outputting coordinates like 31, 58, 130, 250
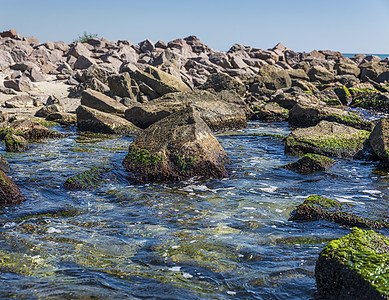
1, 0, 389, 53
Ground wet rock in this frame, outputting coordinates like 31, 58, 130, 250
0, 155, 10, 172
132, 65, 190, 96
199, 72, 246, 96
64, 167, 111, 190
369, 117, 389, 163
10, 119, 62, 141
253, 102, 289, 122
4, 134, 29, 152
351, 90, 389, 113
122, 106, 229, 183
283, 154, 335, 174
315, 227, 389, 299
81, 88, 127, 115
0, 169, 25, 206
76, 105, 139, 134
308, 66, 335, 83
290, 195, 388, 229
124, 89, 250, 131
285, 120, 370, 158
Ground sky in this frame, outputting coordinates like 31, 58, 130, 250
1, 0, 389, 54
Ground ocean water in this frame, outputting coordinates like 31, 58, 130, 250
0, 121, 388, 299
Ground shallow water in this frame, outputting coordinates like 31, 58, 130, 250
0, 121, 388, 299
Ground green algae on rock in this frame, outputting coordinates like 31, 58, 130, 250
315, 227, 389, 299
290, 195, 388, 229
123, 106, 229, 183
64, 167, 111, 189
4, 133, 29, 152
283, 153, 335, 174
285, 120, 370, 158
0, 170, 25, 206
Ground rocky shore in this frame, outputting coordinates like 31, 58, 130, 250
0, 29, 388, 298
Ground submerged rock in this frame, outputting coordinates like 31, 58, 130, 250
0, 170, 25, 206
122, 106, 229, 183
64, 167, 111, 189
0, 155, 10, 172
285, 120, 370, 158
283, 153, 335, 174
290, 195, 388, 229
315, 227, 389, 299
10, 119, 62, 141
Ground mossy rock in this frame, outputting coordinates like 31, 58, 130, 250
290, 195, 388, 229
285, 120, 371, 158
64, 167, 111, 189
283, 153, 335, 174
315, 227, 389, 299
0, 155, 10, 172
350, 89, 389, 113
4, 133, 29, 153
16, 206, 79, 222
0, 170, 25, 206
323, 112, 374, 131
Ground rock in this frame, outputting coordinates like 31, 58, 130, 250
64, 167, 111, 189
287, 68, 309, 81
0, 49, 15, 71
285, 120, 370, 158
81, 89, 127, 115
253, 102, 289, 122
0, 111, 8, 123
4, 95, 36, 108
359, 61, 387, 80
26, 68, 45, 82
209, 52, 233, 69
256, 65, 292, 90
122, 106, 229, 183
76, 105, 139, 135
0, 155, 10, 172
335, 62, 360, 77
315, 228, 389, 299
351, 90, 389, 112
334, 86, 352, 105
272, 92, 321, 110
308, 66, 335, 83
155, 40, 167, 49
124, 89, 250, 131
69, 78, 110, 97
200, 72, 246, 95
0, 170, 25, 206
10, 119, 62, 141
229, 55, 247, 69
376, 71, 389, 83
132, 66, 190, 96
3, 76, 33, 92
46, 112, 77, 126
74, 55, 96, 70
369, 117, 389, 163
290, 195, 388, 229
283, 154, 335, 174
139, 39, 155, 53
67, 43, 91, 58
35, 104, 64, 118
4, 134, 29, 152
108, 73, 137, 98
0, 29, 18, 38
138, 82, 159, 100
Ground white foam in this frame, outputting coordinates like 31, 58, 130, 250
47, 227, 61, 234
182, 272, 193, 279
260, 186, 277, 193
169, 266, 181, 272
361, 190, 381, 195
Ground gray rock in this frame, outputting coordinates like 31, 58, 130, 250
108, 73, 137, 98
0, 49, 15, 71
5, 95, 36, 108
81, 88, 127, 115
74, 55, 96, 70
308, 66, 335, 83
200, 72, 246, 95
139, 39, 155, 53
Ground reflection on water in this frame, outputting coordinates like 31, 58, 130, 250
0, 121, 388, 299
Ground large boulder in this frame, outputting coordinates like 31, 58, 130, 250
122, 106, 229, 183
369, 117, 389, 163
315, 227, 389, 299
308, 66, 335, 83
3, 76, 34, 92
81, 89, 127, 115
0, 170, 25, 206
4, 134, 29, 152
335, 62, 360, 77
256, 64, 292, 90
108, 73, 138, 98
132, 65, 190, 96
124, 89, 250, 131
285, 120, 370, 158
199, 72, 246, 95
4, 95, 36, 108
253, 102, 289, 122
0, 49, 15, 71
76, 105, 139, 135
359, 61, 387, 80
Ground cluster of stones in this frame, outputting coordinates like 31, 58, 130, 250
1, 29, 389, 297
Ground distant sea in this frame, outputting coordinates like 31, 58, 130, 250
343, 53, 389, 60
